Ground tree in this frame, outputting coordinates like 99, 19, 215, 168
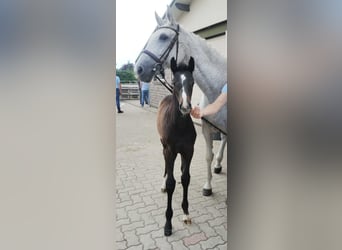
116, 62, 137, 83
120, 62, 134, 71
116, 69, 137, 83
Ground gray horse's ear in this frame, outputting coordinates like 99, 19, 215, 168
188, 57, 195, 72
170, 57, 177, 72
155, 11, 164, 26
166, 5, 176, 25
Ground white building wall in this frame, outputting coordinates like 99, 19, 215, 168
177, 0, 227, 32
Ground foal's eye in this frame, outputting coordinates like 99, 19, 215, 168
159, 33, 169, 41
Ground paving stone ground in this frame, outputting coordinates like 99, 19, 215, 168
116, 100, 227, 250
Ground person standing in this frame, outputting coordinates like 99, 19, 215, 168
140, 81, 150, 107
116, 75, 124, 113
137, 80, 142, 105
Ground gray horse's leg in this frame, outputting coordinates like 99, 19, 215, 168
199, 94, 214, 196
214, 134, 227, 174
202, 123, 214, 196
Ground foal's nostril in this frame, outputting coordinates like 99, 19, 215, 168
137, 66, 144, 75
179, 104, 191, 114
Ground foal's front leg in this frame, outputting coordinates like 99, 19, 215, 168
180, 148, 193, 225
163, 147, 176, 236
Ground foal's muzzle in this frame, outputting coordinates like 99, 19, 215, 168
179, 103, 192, 115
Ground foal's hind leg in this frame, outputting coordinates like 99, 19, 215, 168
163, 147, 177, 236
214, 134, 227, 174
180, 147, 194, 225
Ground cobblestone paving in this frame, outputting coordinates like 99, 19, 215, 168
116, 101, 227, 249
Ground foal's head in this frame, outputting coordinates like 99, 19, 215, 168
171, 57, 195, 115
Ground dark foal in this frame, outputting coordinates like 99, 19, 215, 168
157, 57, 197, 236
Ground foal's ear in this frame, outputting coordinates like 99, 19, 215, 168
188, 57, 195, 72
155, 11, 164, 26
170, 57, 177, 73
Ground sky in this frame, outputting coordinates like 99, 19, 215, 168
116, 0, 171, 68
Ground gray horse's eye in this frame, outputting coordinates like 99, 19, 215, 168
159, 33, 169, 41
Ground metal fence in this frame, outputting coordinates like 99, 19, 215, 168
121, 83, 140, 100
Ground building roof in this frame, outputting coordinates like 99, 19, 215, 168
162, 0, 192, 21
162, 0, 227, 40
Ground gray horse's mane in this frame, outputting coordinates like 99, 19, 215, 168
189, 32, 226, 72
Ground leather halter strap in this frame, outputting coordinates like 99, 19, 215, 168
136, 25, 179, 68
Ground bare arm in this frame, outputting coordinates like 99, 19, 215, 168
201, 93, 227, 117
191, 93, 227, 119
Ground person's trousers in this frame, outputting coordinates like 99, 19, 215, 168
140, 90, 143, 105
116, 88, 121, 111
141, 90, 149, 107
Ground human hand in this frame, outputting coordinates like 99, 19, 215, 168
191, 106, 201, 119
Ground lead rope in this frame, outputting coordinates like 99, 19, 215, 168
201, 118, 227, 136
175, 25, 179, 64
154, 74, 173, 93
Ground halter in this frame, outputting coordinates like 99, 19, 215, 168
136, 24, 180, 92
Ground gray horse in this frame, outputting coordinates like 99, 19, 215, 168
135, 6, 227, 196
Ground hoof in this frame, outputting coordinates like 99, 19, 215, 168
161, 187, 166, 193
164, 227, 172, 236
202, 188, 212, 196
164, 221, 172, 236
182, 215, 192, 225
183, 218, 192, 225
214, 167, 222, 174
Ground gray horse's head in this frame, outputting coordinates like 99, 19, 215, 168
135, 6, 186, 82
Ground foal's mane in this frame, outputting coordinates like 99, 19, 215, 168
172, 62, 192, 86
173, 63, 191, 72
